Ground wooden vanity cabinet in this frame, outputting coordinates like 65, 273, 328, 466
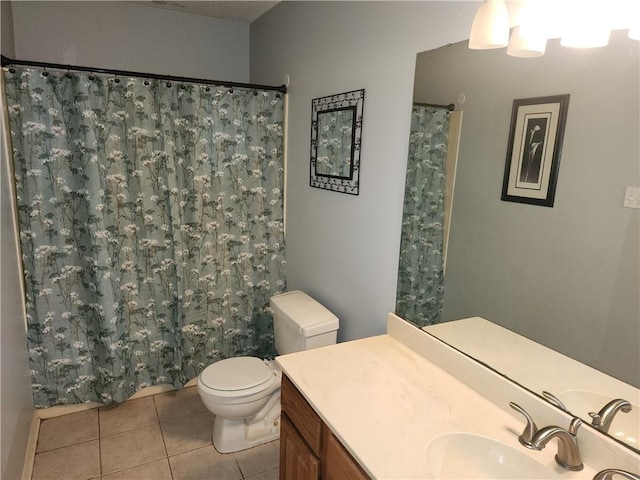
280, 414, 320, 479
280, 374, 370, 480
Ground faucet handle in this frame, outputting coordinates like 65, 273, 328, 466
542, 391, 568, 411
568, 416, 583, 435
588, 411, 602, 427
593, 469, 640, 480
509, 402, 538, 448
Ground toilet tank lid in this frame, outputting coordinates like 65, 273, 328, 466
271, 290, 339, 337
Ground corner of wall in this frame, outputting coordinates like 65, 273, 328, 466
1, 1, 16, 57
1, 73, 35, 480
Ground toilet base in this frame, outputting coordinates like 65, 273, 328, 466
212, 399, 281, 453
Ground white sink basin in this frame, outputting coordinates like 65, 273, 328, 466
425, 432, 560, 479
558, 390, 639, 449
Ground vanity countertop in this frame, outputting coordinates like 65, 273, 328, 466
276, 332, 596, 480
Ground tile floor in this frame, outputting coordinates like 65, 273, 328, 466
31, 386, 280, 480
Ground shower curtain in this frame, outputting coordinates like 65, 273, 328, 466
396, 105, 450, 327
3, 67, 286, 407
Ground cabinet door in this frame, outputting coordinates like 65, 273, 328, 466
281, 374, 323, 455
322, 426, 370, 480
280, 413, 320, 480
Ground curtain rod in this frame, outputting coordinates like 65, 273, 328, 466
413, 102, 455, 111
1, 55, 288, 94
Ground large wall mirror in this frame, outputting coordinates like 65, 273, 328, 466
397, 30, 639, 452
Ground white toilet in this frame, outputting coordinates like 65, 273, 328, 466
197, 290, 339, 453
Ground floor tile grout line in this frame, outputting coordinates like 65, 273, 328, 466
32, 436, 99, 455
166, 442, 217, 460
99, 397, 165, 477
101, 458, 169, 479
233, 454, 246, 480
152, 391, 175, 480
97, 407, 102, 479
32, 390, 279, 480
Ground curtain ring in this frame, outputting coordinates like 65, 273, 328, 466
144, 78, 150, 86
65, 69, 72, 79
180, 84, 186, 90
253, 91, 259, 96
41, 69, 49, 77
114, 76, 120, 83
166, 82, 172, 88
205, 86, 210, 92
88, 72, 95, 81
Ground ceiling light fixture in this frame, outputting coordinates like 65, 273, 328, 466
628, 2, 640, 40
507, 26, 546, 57
469, 0, 510, 49
468, 0, 639, 57
560, 1, 611, 48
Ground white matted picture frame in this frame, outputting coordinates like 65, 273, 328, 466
501, 94, 570, 207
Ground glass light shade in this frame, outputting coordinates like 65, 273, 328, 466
628, 2, 640, 39
469, 0, 510, 49
561, 28, 611, 48
507, 26, 547, 57
605, 0, 635, 31
540, 0, 570, 39
560, 2, 611, 48
516, 0, 558, 39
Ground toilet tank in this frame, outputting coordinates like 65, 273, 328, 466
270, 290, 339, 355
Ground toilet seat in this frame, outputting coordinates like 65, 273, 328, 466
199, 357, 278, 399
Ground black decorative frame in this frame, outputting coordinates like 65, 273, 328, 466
501, 94, 570, 207
310, 89, 364, 195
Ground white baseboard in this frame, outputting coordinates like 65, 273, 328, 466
21, 413, 40, 480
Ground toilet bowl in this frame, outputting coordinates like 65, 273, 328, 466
197, 290, 339, 453
198, 357, 282, 453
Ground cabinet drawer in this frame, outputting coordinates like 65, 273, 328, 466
281, 375, 323, 455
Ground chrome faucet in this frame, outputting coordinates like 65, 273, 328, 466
588, 399, 632, 433
529, 417, 584, 471
510, 402, 583, 471
593, 469, 640, 480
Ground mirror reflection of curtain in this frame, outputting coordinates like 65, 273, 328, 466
315, 109, 354, 177
4, 67, 286, 407
396, 105, 450, 327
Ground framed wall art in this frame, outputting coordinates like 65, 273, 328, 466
310, 89, 364, 195
501, 94, 570, 207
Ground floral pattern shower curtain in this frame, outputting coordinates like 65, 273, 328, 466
396, 105, 450, 327
4, 67, 286, 407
